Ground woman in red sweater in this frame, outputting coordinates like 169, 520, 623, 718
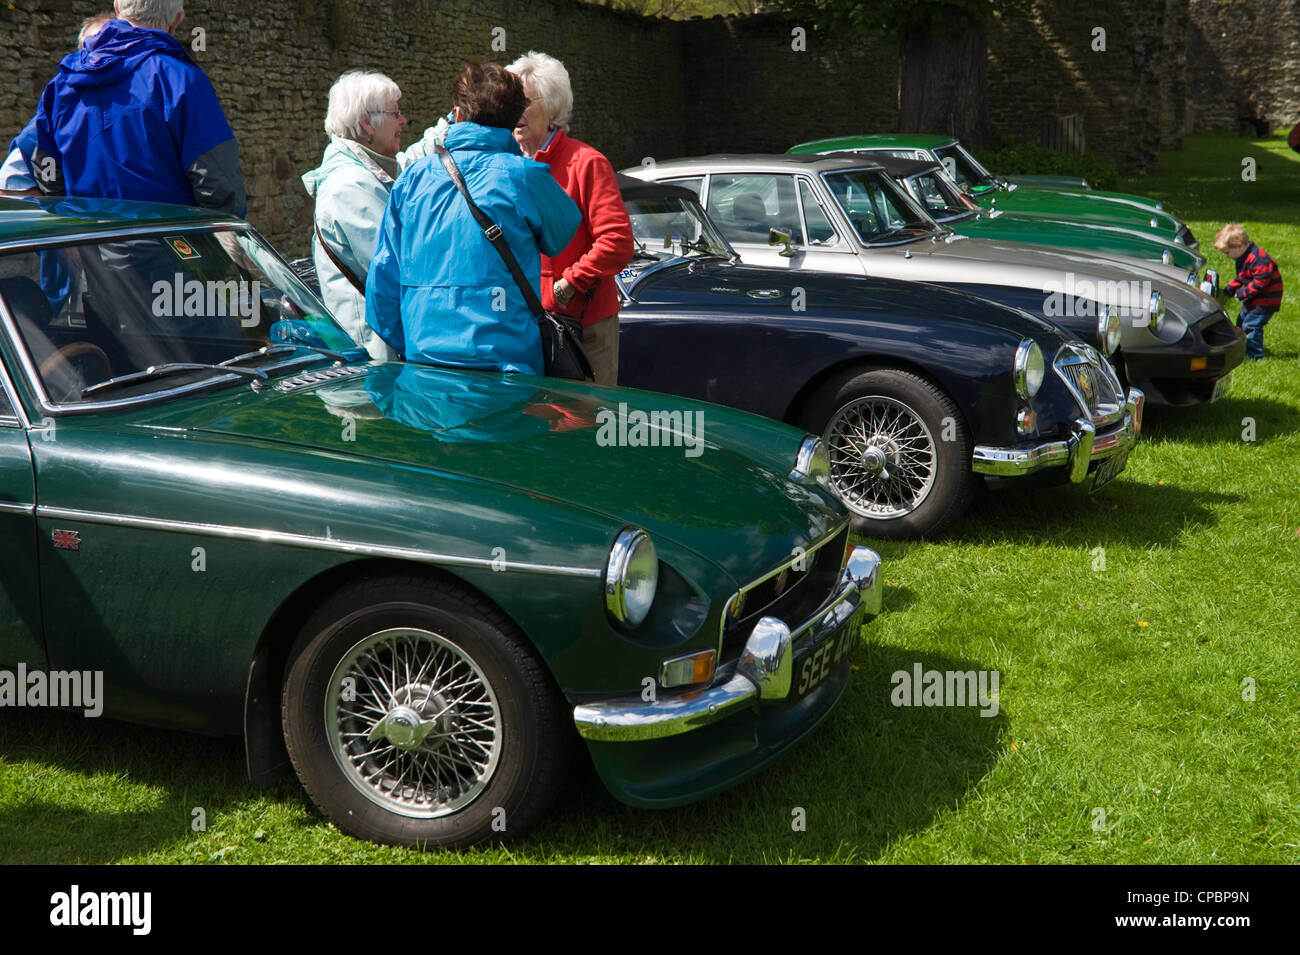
508, 52, 634, 385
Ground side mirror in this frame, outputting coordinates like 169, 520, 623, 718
768, 228, 795, 258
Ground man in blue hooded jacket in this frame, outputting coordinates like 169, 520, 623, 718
30, 0, 245, 215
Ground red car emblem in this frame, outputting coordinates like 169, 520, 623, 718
52, 529, 81, 551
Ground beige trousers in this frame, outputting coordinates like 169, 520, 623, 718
583, 314, 620, 386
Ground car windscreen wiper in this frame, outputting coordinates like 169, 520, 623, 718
872, 226, 934, 243
219, 343, 352, 368
81, 362, 267, 398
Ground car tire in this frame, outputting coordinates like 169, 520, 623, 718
800, 367, 975, 539
281, 575, 569, 849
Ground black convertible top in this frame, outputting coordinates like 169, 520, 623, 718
616, 174, 699, 203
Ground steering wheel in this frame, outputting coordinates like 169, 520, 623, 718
39, 342, 113, 389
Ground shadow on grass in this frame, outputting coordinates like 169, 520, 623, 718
519, 644, 1006, 863
1142, 396, 1300, 445
0, 708, 293, 864
3, 647, 1004, 864
945, 476, 1239, 548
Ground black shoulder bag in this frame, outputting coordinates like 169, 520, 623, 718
435, 144, 593, 381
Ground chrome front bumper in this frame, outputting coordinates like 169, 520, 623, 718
572, 545, 882, 742
971, 387, 1144, 481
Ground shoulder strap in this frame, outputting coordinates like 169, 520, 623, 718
314, 222, 367, 295
435, 144, 545, 318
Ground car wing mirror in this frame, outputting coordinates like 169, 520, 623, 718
768, 228, 795, 258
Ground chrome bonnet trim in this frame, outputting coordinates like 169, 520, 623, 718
34, 506, 603, 578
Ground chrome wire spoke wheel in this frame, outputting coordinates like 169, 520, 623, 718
825, 395, 937, 519
326, 626, 501, 819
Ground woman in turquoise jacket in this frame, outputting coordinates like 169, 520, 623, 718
365, 63, 581, 376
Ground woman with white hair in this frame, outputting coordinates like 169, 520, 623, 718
507, 51, 633, 385
302, 70, 410, 360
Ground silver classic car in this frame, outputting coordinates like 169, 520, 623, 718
625, 155, 1244, 406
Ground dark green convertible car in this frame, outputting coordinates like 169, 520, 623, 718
0, 197, 882, 848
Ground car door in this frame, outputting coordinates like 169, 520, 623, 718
0, 358, 43, 667
703, 172, 865, 275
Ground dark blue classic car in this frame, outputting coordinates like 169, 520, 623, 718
615, 176, 1145, 539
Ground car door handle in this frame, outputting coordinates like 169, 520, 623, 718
747, 289, 783, 299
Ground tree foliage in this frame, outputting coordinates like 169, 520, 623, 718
775, 0, 1028, 38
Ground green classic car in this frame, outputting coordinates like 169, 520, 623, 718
789, 134, 1197, 249
871, 153, 1205, 274
0, 196, 882, 848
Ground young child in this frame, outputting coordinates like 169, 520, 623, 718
1213, 223, 1284, 359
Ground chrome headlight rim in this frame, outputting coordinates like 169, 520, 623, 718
1014, 339, 1045, 399
605, 528, 659, 629
1097, 305, 1121, 356
1148, 290, 1167, 332
790, 435, 830, 485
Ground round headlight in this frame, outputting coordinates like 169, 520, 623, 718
1097, 305, 1122, 356
1014, 339, 1045, 398
1148, 290, 1166, 330
605, 528, 658, 628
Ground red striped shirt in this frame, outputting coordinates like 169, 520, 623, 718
1227, 243, 1284, 309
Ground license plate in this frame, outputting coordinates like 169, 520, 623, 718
1211, 373, 1233, 402
1090, 447, 1129, 492
792, 612, 859, 700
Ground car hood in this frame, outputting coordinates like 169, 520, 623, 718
983, 188, 1180, 231
133, 362, 843, 584
956, 214, 1199, 269
629, 257, 1069, 342
862, 235, 1217, 319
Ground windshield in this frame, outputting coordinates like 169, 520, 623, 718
622, 193, 735, 272
0, 228, 357, 405
905, 168, 980, 222
821, 168, 939, 244
933, 143, 997, 191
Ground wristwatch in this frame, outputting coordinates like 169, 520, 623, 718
552, 279, 574, 306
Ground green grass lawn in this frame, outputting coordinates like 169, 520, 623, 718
2, 132, 1297, 865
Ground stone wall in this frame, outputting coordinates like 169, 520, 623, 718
678, 14, 899, 158
986, 0, 1187, 171
1, 0, 1225, 257
0, 0, 688, 255
1187, 0, 1300, 132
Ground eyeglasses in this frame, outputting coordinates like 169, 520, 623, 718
379, 110, 405, 120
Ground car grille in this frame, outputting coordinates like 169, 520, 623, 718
1202, 309, 1240, 347
718, 525, 848, 662
1053, 343, 1125, 428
